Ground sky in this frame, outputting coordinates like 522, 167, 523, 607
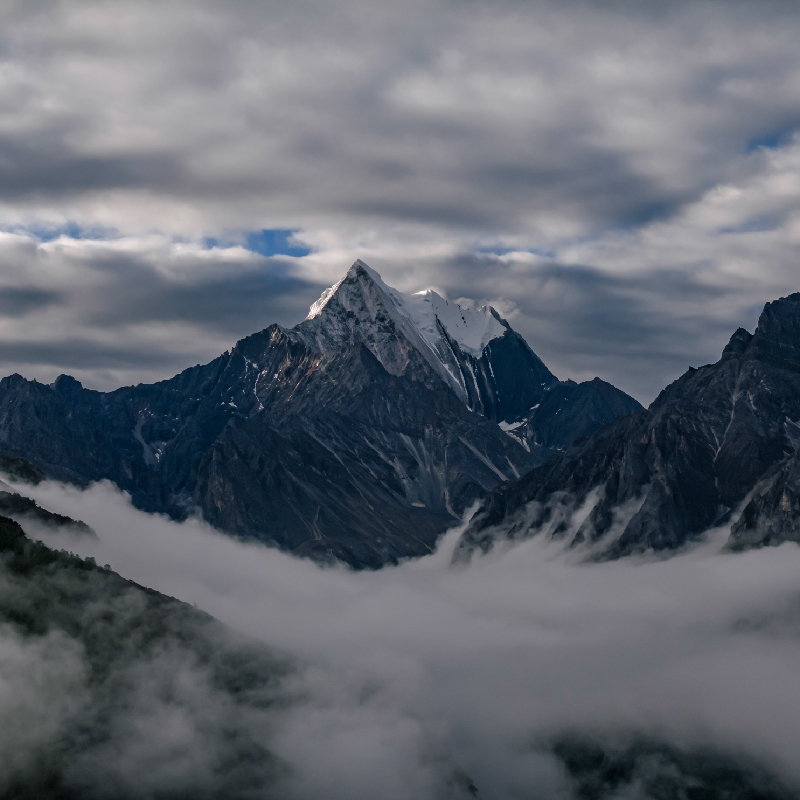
7, 476, 800, 798
1, 0, 800, 402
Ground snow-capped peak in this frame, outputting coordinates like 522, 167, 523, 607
408, 289, 506, 358
295, 260, 508, 402
305, 259, 373, 320
303, 260, 505, 357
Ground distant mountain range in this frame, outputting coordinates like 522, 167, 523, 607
455, 292, 800, 561
0, 260, 641, 568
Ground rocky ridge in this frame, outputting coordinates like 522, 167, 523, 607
454, 292, 800, 561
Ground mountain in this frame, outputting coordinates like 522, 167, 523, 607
0, 261, 640, 568
295, 260, 559, 423
454, 292, 800, 562
295, 261, 642, 455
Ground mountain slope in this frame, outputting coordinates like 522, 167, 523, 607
0, 326, 531, 568
0, 512, 293, 799
454, 293, 800, 561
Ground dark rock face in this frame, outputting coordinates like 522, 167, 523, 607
193, 340, 534, 568
512, 376, 644, 453
449, 323, 559, 422
729, 449, 800, 550
455, 293, 800, 561
0, 261, 641, 568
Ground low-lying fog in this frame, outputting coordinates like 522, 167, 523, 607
4, 477, 800, 799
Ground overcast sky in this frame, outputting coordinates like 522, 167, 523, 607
1, 0, 800, 402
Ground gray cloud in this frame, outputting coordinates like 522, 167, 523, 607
0, 0, 798, 233
0, 235, 323, 389
0, 133, 185, 200
0, 287, 62, 317
0, 0, 798, 398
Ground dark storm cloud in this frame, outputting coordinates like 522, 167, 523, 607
69, 251, 316, 333
0, 287, 62, 317
0, 338, 185, 370
466, 158, 689, 231
0, 133, 185, 200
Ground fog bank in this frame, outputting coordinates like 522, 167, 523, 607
5, 476, 800, 799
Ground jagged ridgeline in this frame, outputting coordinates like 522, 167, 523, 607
0, 260, 640, 569
455, 292, 800, 562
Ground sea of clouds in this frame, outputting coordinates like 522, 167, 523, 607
2, 476, 800, 798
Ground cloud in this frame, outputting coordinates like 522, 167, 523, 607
1, 0, 800, 398
5, 475, 800, 798
0, 233, 323, 389
1, 0, 800, 238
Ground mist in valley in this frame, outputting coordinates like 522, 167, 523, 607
1, 476, 799, 799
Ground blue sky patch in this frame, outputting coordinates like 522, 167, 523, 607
245, 229, 311, 257
203, 229, 311, 258
14, 223, 120, 242
746, 128, 796, 152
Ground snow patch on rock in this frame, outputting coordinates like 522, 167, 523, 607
409, 289, 505, 358
297, 260, 507, 401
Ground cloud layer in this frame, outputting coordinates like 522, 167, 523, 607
5, 476, 800, 798
1, 0, 800, 399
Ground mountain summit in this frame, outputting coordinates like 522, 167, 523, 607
293, 260, 558, 422
0, 261, 641, 567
